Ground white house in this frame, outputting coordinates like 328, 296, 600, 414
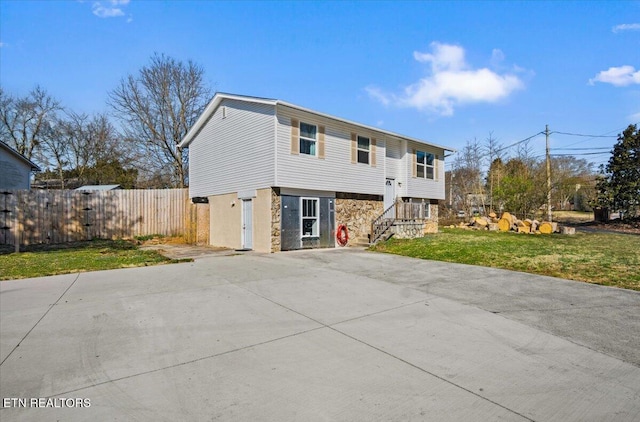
0, 142, 41, 190
180, 93, 454, 252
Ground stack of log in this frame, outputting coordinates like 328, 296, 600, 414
452, 212, 575, 235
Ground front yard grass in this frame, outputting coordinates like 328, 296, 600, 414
0, 240, 180, 280
370, 228, 640, 291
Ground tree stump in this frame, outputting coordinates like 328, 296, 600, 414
531, 220, 540, 232
501, 212, 514, 225
497, 218, 511, 231
539, 222, 553, 234
474, 217, 489, 228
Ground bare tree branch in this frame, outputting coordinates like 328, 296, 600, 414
0, 85, 62, 163
108, 53, 212, 187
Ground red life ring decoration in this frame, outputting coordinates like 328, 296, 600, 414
336, 224, 349, 246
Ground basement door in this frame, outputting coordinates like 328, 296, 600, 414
241, 199, 253, 250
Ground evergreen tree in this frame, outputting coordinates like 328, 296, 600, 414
597, 124, 640, 219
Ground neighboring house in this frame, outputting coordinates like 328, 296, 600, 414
0, 142, 41, 190
75, 185, 122, 191
180, 93, 454, 253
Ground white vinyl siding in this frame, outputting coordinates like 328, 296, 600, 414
384, 138, 402, 184
186, 95, 447, 202
276, 106, 385, 195
405, 141, 445, 200
188, 99, 276, 197
0, 151, 33, 190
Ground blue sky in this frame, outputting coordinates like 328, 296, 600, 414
1, 0, 639, 169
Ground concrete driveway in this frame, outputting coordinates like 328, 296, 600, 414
1, 249, 639, 421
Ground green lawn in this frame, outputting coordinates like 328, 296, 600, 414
0, 240, 179, 280
371, 228, 640, 291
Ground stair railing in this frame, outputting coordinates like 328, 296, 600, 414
370, 201, 397, 244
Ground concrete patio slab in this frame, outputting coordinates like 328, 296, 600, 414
286, 249, 640, 367
335, 298, 639, 421
1, 248, 639, 421
0, 274, 77, 363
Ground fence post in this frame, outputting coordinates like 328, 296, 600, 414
13, 196, 20, 253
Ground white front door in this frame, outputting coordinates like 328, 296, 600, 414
242, 199, 253, 250
384, 178, 395, 210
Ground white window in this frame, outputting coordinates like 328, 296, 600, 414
416, 151, 435, 179
300, 122, 317, 156
357, 135, 370, 164
301, 197, 319, 237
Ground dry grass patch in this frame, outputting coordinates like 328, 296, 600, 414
371, 228, 640, 291
0, 240, 184, 280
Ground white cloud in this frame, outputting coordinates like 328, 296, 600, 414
629, 111, 640, 122
367, 42, 525, 116
365, 86, 391, 106
92, 0, 130, 18
490, 48, 505, 67
414, 43, 466, 71
612, 23, 640, 33
589, 65, 640, 87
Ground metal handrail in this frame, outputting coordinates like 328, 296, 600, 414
370, 200, 430, 244
370, 202, 397, 244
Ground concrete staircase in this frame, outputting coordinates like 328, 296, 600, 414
350, 236, 373, 247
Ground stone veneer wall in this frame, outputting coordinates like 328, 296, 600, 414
271, 188, 281, 253
392, 222, 424, 239
424, 203, 439, 234
270, 192, 437, 250
335, 193, 384, 245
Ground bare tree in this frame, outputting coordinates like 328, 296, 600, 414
108, 53, 212, 187
39, 119, 70, 188
551, 156, 593, 210
452, 138, 485, 215
484, 132, 504, 213
0, 85, 62, 161
516, 139, 537, 167
60, 112, 125, 183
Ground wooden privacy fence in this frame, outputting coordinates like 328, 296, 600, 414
0, 189, 209, 246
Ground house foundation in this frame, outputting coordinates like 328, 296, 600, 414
335, 193, 384, 245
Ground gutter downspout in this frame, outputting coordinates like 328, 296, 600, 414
273, 104, 279, 188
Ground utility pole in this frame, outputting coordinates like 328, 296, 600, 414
546, 124, 552, 222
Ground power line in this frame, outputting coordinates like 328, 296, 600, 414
494, 131, 544, 154
448, 123, 634, 165
551, 131, 617, 138
552, 147, 611, 151
553, 122, 638, 148
550, 152, 611, 157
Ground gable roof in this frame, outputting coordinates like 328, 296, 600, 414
0, 141, 42, 171
179, 92, 455, 152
